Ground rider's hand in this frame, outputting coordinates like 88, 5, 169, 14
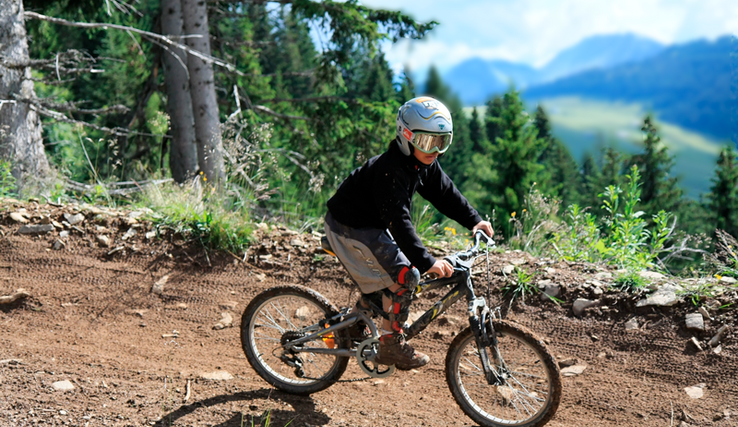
472, 221, 494, 238
427, 259, 453, 278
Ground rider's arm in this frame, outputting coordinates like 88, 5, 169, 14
417, 162, 483, 231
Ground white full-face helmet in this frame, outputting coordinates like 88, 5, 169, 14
396, 96, 454, 156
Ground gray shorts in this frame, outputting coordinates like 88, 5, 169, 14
324, 212, 411, 294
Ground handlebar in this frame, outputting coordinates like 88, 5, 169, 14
456, 230, 495, 261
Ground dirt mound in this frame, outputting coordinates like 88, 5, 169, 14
0, 199, 736, 426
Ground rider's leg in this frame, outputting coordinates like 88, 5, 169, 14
375, 283, 429, 370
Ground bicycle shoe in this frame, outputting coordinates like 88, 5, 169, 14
374, 333, 429, 370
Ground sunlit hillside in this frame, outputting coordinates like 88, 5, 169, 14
465, 97, 724, 198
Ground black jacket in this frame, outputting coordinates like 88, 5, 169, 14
327, 141, 483, 273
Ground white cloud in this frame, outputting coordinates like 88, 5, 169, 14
361, 0, 738, 71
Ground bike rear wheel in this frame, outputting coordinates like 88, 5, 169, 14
446, 320, 562, 427
240, 285, 349, 395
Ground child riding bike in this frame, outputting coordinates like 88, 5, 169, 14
324, 96, 494, 370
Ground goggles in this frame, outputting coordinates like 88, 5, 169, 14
404, 129, 453, 154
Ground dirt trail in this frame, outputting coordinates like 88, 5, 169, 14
0, 208, 737, 426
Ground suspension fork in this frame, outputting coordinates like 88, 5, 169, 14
467, 297, 504, 385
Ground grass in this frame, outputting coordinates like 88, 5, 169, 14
502, 267, 539, 304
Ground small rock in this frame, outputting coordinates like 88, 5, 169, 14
685, 313, 705, 332
97, 235, 111, 248
560, 364, 587, 376
121, 228, 137, 241
52, 220, 64, 229
295, 306, 310, 320
636, 284, 679, 307
9, 212, 28, 223
18, 224, 54, 235
254, 273, 266, 282
145, 231, 156, 240
592, 286, 604, 296
594, 272, 612, 280
544, 267, 556, 276
59, 230, 70, 238
290, 239, 305, 247
698, 306, 713, 321
719, 276, 737, 284
152, 275, 169, 295
52, 239, 65, 250
200, 371, 233, 380
0, 289, 30, 304
624, 318, 639, 330
220, 301, 238, 310
52, 380, 75, 391
639, 271, 666, 280
713, 344, 722, 354
690, 337, 703, 352
510, 258, 525, 266
709, 325, 730, 347
541, 284, 561, 301
684, 384, 705, 399
536, 279, 552, 288
558, 358, 578, 368
572, 298, 599, 317
502, 265, 515, 275
63, 213, 85, 225
213, 312, 233, 330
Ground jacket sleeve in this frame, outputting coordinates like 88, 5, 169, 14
373, 168, 437, 274
417, 163, 483, 230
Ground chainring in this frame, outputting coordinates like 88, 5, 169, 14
355, 338, 395, 378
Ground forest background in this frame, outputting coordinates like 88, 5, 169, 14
1, 0, 737, 281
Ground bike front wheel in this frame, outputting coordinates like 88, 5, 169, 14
446, 320, 562, 427
240, 285, 349, 395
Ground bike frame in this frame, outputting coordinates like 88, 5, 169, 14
283, 232, 502, 384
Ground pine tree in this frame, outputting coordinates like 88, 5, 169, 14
469, 107, 486, 153
466, 90, 547, 236
533, 105, 582, 206
708, 145, 738, 237
630, 115, 682, 214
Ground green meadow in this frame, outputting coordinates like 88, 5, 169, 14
467, 97, 725, 199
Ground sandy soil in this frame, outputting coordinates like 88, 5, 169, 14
0, 201, 737, 426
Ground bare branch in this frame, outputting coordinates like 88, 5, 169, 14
24, 11, 246, 76
250, 103, 310, 121
64, 177, 173, 196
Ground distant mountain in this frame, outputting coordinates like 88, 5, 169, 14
524, 36, 734, 140
439, 33, 665, 105
539, 33, 665, 82
442, 58, 537, 105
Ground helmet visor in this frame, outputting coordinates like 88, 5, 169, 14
410, 132, 453, 154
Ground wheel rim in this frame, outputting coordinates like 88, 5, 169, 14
248, 294, 340, 386
454, 331, 553, 425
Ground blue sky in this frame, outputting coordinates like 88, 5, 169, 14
360, 0, 738, 74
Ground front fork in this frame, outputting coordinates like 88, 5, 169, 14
467, 297, 506, 386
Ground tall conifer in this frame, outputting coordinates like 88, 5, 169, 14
708, 145, 738, 237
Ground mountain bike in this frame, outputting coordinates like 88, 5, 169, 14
240, 231, 562, 427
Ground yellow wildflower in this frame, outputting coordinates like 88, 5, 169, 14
511, 212, 516, 218
715, 273, 723, 280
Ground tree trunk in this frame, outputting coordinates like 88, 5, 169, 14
161, 0, 198, 183
0, 0, 50, 195
181, 0, 224, 183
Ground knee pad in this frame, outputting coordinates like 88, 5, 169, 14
397, 266, 420, 291
383, 287, 413, 333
